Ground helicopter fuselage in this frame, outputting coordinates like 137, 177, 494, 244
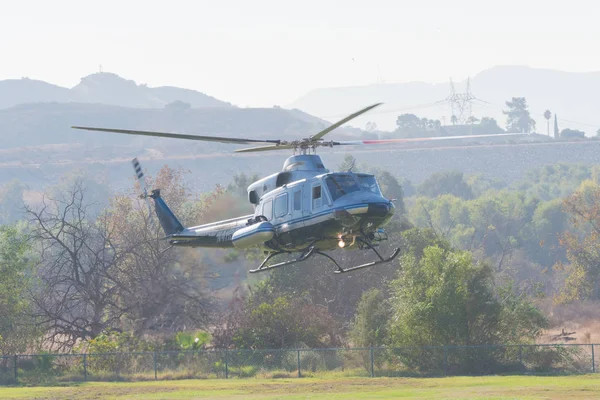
159, 155, 395, 253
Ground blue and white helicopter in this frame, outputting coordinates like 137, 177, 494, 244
73, 103, 525, 274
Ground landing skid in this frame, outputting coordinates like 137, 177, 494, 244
333, 244, 401, 274
249, 239, 401, 274
248, 246, 315, 273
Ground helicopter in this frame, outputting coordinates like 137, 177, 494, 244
72, 103, 526, 274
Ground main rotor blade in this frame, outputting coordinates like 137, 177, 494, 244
330, 132, 529, 147
311, 103, 382, 141
71, 126, 281, 145
234, 144, 295, 153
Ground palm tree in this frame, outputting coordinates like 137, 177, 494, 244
544, 110, 551, 136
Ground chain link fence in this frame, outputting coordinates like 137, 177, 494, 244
0, 344, 597, 385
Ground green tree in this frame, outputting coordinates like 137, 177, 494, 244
388, 245, 502, 347
503, 97, 536, 133
528, 198, 568, 267
555, 180, 600, 302
233, 296, 339, 349
387, 229, 546, 371
349, 288, 390, 347
0, 180, 26, 225
0, 225, 38, 354
417, 171, 473, 200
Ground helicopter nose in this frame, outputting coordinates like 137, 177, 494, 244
367, 202, 394, 217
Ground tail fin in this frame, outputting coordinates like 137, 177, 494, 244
131, 157, 183, 236
149, 189, 184, 235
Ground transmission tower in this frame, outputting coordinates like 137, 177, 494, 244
443, 78, 477, 124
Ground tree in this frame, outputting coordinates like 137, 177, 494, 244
232, 295, 340, 349
395, 114, 441, 138
417, 171, 473, 200
365, 121, 378, 132
451, 115, 458, 125
554, 114, 560, 139
387, 229, 546, 371
0, 225, 38, 354
555, 180, 600, 302
349, 288, 390, 347
596, 128, 600, 137
396, 113, 421, 131
560, 128, 585, 139
388, 244, 502, 348
338, 154, 357, 172
26, 180, 132, 349
26, 168, 215, 349
0, 180, 26, 225
373, 170, 406, 214
479, 117, 504, 134
503, 97, 536, 133
226, 172, 260, 199
544, 110, 552, 136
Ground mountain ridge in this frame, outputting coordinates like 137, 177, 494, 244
287, 65, 600, 133
0, 72, 232, 109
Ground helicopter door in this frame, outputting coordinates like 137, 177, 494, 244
291, 187, 303, 222
311, 183, 323, 211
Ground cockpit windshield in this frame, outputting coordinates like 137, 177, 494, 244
356, 174, 383, 196
325, 174, 361, 201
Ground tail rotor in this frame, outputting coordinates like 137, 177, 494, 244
131, 157, 155, 228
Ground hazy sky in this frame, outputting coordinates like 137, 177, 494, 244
2, 0, 599, 107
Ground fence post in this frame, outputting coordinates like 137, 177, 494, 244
224, 349, 229, 379
297, 349, 301, 378
443, 346, 448, 376
592, 345, 595, 373
83, 354, 87, 381
13, 355, 17, 384
153, 352, 157, 380
370, 346, 375, 378
519, 345, 523, 367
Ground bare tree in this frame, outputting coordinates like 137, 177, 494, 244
26, 180, 128, 350
26, 170, 215, 350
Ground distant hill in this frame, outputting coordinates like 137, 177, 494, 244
0, 78, 70, 108
0, 100, 380, 190
288, 65, 600, 134
0, 72, 232, 109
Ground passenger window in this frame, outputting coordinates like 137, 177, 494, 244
312, 185, 322, 209
274, 193, 288, 218
293, 189, 302, 211
263, 200, 273, 220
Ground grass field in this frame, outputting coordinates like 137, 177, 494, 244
1, 375, 600, 399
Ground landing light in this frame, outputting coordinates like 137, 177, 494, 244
338, 240, 346, 248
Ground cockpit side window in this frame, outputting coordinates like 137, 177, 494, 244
262, 200, 273, 220
274, 193, 288, 218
